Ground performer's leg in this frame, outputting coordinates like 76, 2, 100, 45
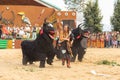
62, 58, 65, 65
66, 58, 71, 68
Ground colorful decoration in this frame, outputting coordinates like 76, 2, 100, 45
57, 12, 61, 16
18, 12, 31, 25
0, 10, 15, 25
0, 40, 8, 49
7, 40, 12, 49
65, 12, 68, 16
72, 12, 76, 16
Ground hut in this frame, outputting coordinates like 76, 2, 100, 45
0, 0, 61, 26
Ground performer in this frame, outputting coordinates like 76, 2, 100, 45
59, 24, 72, 68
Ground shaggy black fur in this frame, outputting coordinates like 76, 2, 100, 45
21, 22, 55, 68
70, 24, 88, 62
54, 38, 62, 60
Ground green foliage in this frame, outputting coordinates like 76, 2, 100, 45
96, 60, 120, 66
111, 0, 120, 31
83, 0, 103, 33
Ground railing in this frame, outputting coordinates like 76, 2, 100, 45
0, 39, 22, 49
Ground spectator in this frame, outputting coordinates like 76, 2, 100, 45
117, 32, 120, 48
32, 26, 37, 40
105, 32, 111, 48
96, 33, 101, 48
100, 33, 105, 48
0, 25, 2, 39
18, 28, 25, 38
112, 34, 117, 48
90, 33, 96, 48
25, 24, 31, 39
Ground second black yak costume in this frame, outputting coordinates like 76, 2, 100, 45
70, 24, 88, 62
21, 22, 55, 68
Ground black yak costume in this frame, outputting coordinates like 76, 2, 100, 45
21, 22, 55, 68
70, 24, 88, 62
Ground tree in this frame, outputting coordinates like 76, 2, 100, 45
111, 0, 120, 31
83, 0, 103, 33
64, 0, 86, 12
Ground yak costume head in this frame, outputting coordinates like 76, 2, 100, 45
37, 22, 55, 42
70, 23, 90, 40
70, 24, 83, 40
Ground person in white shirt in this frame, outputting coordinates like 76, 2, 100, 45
19, 28, 25, 38
32, 26, 37, 40
25, 25, 31, 39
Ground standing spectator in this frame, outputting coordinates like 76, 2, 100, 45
112, 33, 117, 48
105, 32, 111, 48
100, 33, 105, 48
96, 33, 101, 48
117, 32, 120, 48
109, 32, 113, 47
90, 33, 96, 48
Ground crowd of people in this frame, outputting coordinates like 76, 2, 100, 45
87, 31, 120, 48
0, 24, 40, 40
0, 24, 120, 48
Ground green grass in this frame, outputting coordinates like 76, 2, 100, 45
96, 60, 120, 66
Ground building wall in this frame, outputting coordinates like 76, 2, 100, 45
0, 5, 54, 27
56, 11, 76, 29
48, 11, 76, 28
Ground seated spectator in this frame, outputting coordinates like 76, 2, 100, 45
0, 25, 2, 39
18, 28, 25, 38
32, 26, 37, 40
25, 25, 31, 39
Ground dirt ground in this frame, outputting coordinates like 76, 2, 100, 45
0, 48, 120, 80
